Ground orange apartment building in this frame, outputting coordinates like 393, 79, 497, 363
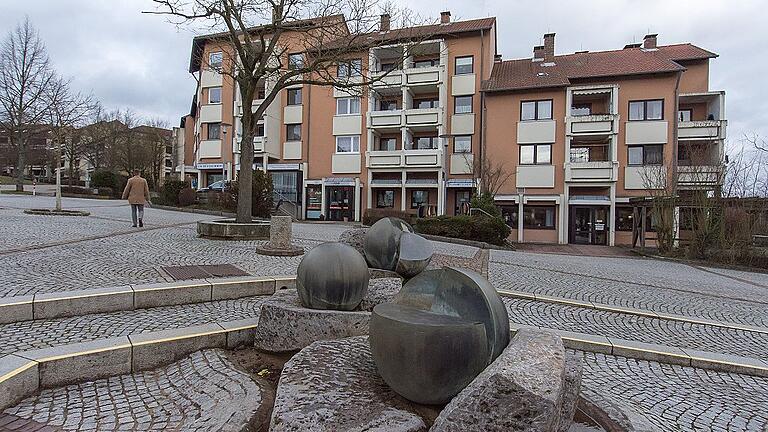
178, 13, 726, 246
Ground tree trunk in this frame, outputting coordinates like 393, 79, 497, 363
237, 130, 255, 223
15, 135, 25, 192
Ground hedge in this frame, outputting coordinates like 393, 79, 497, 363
413, 214, 511, 246
363, 208, 414, 226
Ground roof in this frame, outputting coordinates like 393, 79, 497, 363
482, 43, 718, 93
189, 14, 348, 73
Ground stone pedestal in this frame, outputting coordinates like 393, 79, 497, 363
254, 216, 303, 256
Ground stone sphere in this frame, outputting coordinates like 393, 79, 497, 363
370, 303, 489, 405
363, 217, 413, 271
296, 242, 370, 311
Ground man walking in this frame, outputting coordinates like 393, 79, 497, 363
122, 169, 151, 227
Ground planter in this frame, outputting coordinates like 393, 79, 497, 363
23, 209, 90, 216
197, 218, 270, 240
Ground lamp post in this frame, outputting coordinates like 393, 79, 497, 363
221, 123, 231, 183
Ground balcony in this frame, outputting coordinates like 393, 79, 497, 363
404, 107, 442, 128
565, 161, 618, 182
404, 65, 442, 86
366, 149, 442, 169
371, 70, 403, 88
368, 110, 403, 129
677, 165, 723, 188
678, 120, 726, 140
234, 136, 266, 153
566, 114, 618, 135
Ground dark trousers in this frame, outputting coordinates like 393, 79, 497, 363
131, 204, 144, 226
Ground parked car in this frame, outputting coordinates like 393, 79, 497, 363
197, 180, 229, 193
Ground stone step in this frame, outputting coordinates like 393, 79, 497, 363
0, 275, 295, 324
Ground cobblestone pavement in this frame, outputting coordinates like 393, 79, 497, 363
505, 298, 768, 361
0, 297, 268, 356
578, 350, 768, 432
491, 259, 768, 328
3, 349, 264, 431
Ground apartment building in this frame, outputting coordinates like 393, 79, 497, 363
181, 13, 725, 245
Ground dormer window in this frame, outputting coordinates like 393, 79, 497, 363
209, 52, 223, 69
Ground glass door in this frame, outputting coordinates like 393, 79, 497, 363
326, 186, 354, 221
571, 207, 592, 244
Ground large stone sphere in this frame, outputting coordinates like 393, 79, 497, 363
363, 217, 413, 271
370, 303, 488, 405
296, 242, 370, 311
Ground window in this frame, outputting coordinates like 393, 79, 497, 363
377, 137, 396, 151
411, 136, 438, 150
209, 52, 223, 69
286, 124, 301, 141
256, 83, 266, 100
337, 59, 362, 78
336, 97, 361, 115
414, 98, 439, 109
454, 96, 473, 114
256, 123, 265, 137
454, 136, 471, 153
628, 144, 663, 165
571, 103, 591, 116
288, 53, 304, 70
615, 207, 634, 231
411, 190, 428, 208
287, 88, 302, 105
208, 87, 222, 104
207, 123, 221, 140
413, 59, 439, 68
678, 109, 692, 122
455, 56, 473, 75
455, 190, 471, 215
501, 206, 518, 228
336, 135, 360, 153
380, 100, 398, 111
519, 144, 551, 165
376, 190, 394, 208
521, 100, 553, 120
380, 62, 397, 72
629, 99, 664, 121
523, 205, 556, 229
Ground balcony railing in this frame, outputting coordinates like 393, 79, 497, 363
366, 149, 442, 169
677, 165, 724, 188
566, 113, 618, 135
368, 110, 403, 129
404, 107, 442, 128
371, 70, 403, 88
564, 161, 618, 182
678, 120, 726, 140
404, 65, 442, 86
235, 135, 266, 153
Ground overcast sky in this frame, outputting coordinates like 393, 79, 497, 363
2, 0, 765, 146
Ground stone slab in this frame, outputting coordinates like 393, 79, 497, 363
682, 348, 768, 377
0, 354, 38, 411
129, 323, 227, 371
219, 317, 260, 349
16, 337, 131, 388
557, 351, 583, 432
253, 291, 370, 352
0, 296, 33, 324
270, 336, 428, 432
548, 329, 613, 355
209, 276, 275, 300
33, 286, 134, 320
609, 338, 691, 367
431, 328, 570, 432
273, 275, 297, 290
132, 279, 212, 308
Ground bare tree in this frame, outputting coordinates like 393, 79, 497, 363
471, 154, 513, 198
148, 0, 433, 222
46, 76, 97, 210
0, 18, 56, 192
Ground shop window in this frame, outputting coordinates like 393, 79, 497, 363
500, 205, 519, 228
615, 207, 634, 231
455, 190, 471, 215
411, 190, 428, 209
523, 205, 556, 229
376, 190, 395, 208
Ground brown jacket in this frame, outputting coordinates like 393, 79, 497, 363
122, 175, 150, 205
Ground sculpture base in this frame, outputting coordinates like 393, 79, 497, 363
254, 244, 304, 256
197, 219, 270, 240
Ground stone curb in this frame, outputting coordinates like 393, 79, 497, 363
0, 275, 298, 324
497, 289, 768, 335
150, 204, 236, 218
0, 316, 264, 411
417, 233, 513, 251
509, 324, 768, 378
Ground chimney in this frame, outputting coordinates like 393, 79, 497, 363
440, 11, 451, 24
494, 54, 502, 63
380, 14, 390, 32
533, 45, 545, 61
643, 34, 658, 49
543, 33, 555, 61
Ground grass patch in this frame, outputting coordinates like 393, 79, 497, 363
0, 176, 31, 185
0, 190, 32, 195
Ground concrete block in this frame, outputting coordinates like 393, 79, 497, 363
129, 324, 227, 371
132, 279, 212, 308
219, 318, 260, 348
682, 349, 768, 377
609, 338, 690, 367
34, 286, 134, 319
0, 295, 33, 324
210, 276, 275, 301
274, 275, 296, 290
550, 329, 613, 355
0, 355, 38, 411
17, 337, 132, 388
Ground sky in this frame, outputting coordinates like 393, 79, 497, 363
1, 0, 766, 146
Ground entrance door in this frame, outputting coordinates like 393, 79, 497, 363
569, 206, 608, 245
326, 186, 354, 221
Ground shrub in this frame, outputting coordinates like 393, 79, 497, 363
470, 192, 502, 218
363, 208, 414, 226
60, 186, 93, 195
414, 214, 511, 246
159, 179, 188, 206
178, 187, 197, 207
226, 170, 274, 218
91, 170, 118, 189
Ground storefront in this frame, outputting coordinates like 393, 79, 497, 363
195, 163, 227, 189
304, 177, 361, 222
446, 179, 475, 216
569, 205, 610, 245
